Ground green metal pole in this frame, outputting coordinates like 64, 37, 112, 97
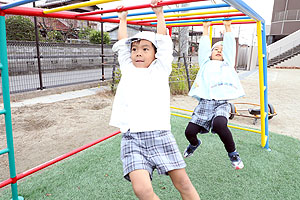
0, 15, 24, 200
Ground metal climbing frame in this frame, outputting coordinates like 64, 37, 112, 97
0, 0, 269, 199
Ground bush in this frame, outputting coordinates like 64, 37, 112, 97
110, 62, 200, 95
78, 27, 93, 40
46, 30, 64, 43
169, 63, 199, 95
6, 16, 36, 41
89, 30, 110, 44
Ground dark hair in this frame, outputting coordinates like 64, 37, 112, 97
130, 40, 157, 53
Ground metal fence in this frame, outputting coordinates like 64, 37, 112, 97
0, 41, 116, 94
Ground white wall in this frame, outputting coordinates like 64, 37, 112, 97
276, 54, 300, 67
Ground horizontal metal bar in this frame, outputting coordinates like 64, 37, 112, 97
0, 148, 9, 155
8, 54, 116, 59
223, 0, 265, 22
0, 130, 121, 188
156, 16, 251, 24
102, 3, 230, 19
76, 0, 207, 17
0, 109, 6, 115
0, 0, 39, 10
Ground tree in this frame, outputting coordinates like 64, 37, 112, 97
78, 27, 93, 40
6, 16, 36, 41
89, 30, 110, 44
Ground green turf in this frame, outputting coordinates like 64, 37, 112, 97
1, 116, 300, 200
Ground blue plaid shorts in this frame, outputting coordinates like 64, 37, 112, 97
190, 98, 230, 133
121, 130, 186, 181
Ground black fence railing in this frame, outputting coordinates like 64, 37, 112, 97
0, 41, 116, 94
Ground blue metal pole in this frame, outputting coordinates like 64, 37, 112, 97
0, 0, 40, 10
261, 21, 270, 151
223, 0, 265, 23
0, 15, 24, 200
154, 16, 251, 24
101, 3, 230, 19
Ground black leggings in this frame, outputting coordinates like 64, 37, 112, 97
185, 116, 235, 153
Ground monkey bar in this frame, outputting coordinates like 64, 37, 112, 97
0, 1, 269, 199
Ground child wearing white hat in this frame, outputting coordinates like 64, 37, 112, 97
183, 20, 245, 170
110, 0, 200, 199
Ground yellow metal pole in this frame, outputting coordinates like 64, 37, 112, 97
170, 113, 261, 134
256, 21, 267, 147
209, 25, 213, 47
127, 9, 240, 21
43, 0, 120, 14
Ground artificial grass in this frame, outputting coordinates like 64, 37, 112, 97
1, 116, 300, 200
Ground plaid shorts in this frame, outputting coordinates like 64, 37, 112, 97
121, 130, 186, 181
190, 98, 230, 133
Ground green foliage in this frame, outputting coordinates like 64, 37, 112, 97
89, 30, 110, 44
78, 27, 93, 40
110, 68, 122, 94
5, 16, 36, 41
169, 63, 199, 95
46, 30, 64, 43
110, 63, 200, 95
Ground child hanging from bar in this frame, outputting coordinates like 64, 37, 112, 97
109, 0, 200, 199
183, 20, 245, 170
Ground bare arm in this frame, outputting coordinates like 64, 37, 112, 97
224, 20, 232, 32
151, 0, 166, 35
202, 21, 211, 36
117, 6, 128, 40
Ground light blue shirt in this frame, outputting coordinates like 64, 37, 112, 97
189, 32, 245, 100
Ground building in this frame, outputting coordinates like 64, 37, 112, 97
268, 0, 300, 44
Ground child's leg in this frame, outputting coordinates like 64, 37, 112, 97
185, 122, 205, 146
129, 169, 160, 200
168, 168, 200, 200
211, 116, 235, 153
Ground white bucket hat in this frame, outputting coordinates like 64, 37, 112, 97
126, 31, 157, 48
211, 41, 223, 51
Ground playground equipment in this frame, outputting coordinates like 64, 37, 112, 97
0, 0, 270, 199
228, 102, 277, 125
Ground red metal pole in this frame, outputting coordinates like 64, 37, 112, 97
76, 0, 207, 17
0, 130, 121, 188
132, 13, 246, 24
168, 27, 173, 36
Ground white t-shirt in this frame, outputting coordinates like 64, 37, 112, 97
110, 34, 173, 133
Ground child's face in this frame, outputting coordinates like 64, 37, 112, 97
130, 39, 156, 68
211, 45, 223, 61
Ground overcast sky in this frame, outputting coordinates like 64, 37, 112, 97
4, 0, 275, 45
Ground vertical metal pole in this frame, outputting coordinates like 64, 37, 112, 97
209, 25, 213, 47
261, 21, 270, 150
0, 14, 24, 200
33, 2, 44, 90
101, 8, 105, 81
111, 54, 116, 91
168, 27, 172, 37
183, 53, 191, 90
256, 21, 267, 149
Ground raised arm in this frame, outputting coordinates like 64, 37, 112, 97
198, 21, 212, 66
202, 21, 211, 36
224, 20, 231, 33
151, 0, 167, 35
117, 6, 128, 40
222, 20, 236, 66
